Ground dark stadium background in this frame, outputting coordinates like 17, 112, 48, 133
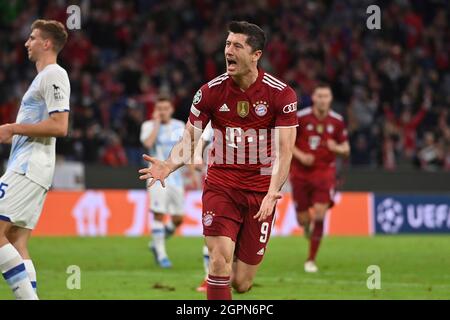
0, 0, 448, 174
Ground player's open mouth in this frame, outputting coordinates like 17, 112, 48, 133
227, 58, 237, 71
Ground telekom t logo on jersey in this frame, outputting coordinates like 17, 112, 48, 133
225, 127, 242, 149
182, 122, 281, 175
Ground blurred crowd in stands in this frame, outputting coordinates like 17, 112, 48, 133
0, 0, 449, 171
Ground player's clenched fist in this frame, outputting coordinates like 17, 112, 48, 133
299, 152, 315, 166
139, 154, 171, 188
0, 124, 14, 143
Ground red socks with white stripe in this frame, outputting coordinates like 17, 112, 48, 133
207, 275, 231, 300
308, 220, 324, 261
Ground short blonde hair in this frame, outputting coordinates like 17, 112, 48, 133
31, 19, 68, 53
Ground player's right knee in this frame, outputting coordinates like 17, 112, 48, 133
209, 252, 232, 275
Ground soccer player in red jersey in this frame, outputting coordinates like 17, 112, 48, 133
289, 84, 350, 273
139, 21, 298, 300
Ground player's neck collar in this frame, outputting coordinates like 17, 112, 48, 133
229, 67, 263, 92
313, 108, 329, 121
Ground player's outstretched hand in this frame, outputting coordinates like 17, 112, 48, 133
254, 192, 282, 222
0, 124, 14, 144
139, 154, 171, 188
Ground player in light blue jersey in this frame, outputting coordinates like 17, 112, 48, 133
0, 20, 70, 300
140, 96, 186, 268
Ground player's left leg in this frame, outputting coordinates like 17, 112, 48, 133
0, 171, 44, 299
148, 183, 172, 268
231, 259, 259, 293
291, 177, 313, 238
6, 226, 37, 293
151, 212, 172, 268
0, 220, 37, 300
305, 202, 329, 273
232, 191, 276, 293
165, 185, 185, 238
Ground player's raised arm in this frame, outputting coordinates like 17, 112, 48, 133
139, 119, 203, 188
139, 85, 212, 188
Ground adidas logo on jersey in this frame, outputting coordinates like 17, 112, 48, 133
219, 104, 230, 112
256, 248, 265, 256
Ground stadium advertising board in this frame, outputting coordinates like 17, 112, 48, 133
374, 195, 450, 234
34, 191, 371, 236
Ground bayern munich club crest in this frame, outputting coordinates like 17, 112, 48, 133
253, 101, 268, 116
203, 211, 214, 226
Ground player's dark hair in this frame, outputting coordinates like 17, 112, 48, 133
314, 82, 332, 91
228, 21, 266, 52
31, 19, 68, 53
156, 94, 173, 105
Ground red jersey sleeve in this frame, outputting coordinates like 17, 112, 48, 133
188, 84, 211, 129
274, 86, 299, 127
336, 120, 348, 144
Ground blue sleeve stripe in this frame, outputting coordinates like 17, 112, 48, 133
49, 109, 70, 115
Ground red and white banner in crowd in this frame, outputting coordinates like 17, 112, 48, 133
33, 190, 372, 236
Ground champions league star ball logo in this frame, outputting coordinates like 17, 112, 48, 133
193, 89, 202, 105
377, 198, 404, 233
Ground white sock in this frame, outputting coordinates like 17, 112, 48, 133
202, 245, 209, 278
24, 259, 37, 293
152, 220, 168, 260
0, 244, 37, 300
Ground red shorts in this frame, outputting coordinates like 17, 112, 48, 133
202, 181, 275, 265
290, 171, 336, 212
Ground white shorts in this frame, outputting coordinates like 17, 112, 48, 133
149, 183, 184, 216
0, 171, 48, 229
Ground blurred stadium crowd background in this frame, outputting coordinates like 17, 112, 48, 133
0, 0, 449, 171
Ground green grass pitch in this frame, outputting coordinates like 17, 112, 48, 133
0, 236, 449, 299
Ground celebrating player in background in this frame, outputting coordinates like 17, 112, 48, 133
139, 21, 298, 300
290, 84, 350, 273
0, 20, 70, 299
140, 96, 186, 268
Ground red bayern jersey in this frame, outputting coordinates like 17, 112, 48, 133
290, 107, 348, 177
188, 69, 298, 192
